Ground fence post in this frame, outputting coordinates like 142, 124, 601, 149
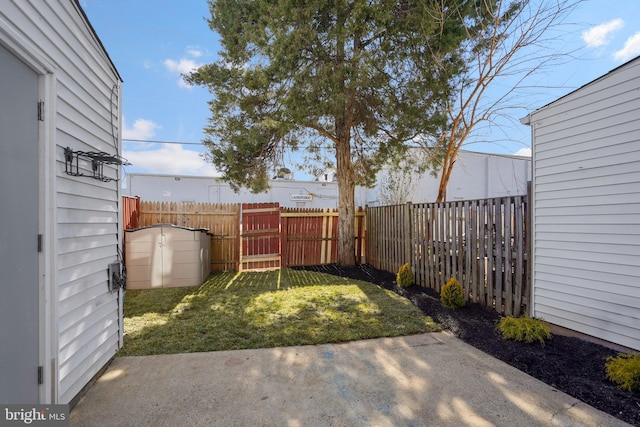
514, 195, 524, 315
356, 206, 364, 264
280, 206, 287, 268
404, 202, 412, 271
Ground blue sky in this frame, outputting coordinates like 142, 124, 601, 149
82, 1, 640, 181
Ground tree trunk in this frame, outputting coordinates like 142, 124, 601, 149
332, 15, 357, 267
336, 134, 356, 267
436, 156, 455, 203
436, 170, 447, 202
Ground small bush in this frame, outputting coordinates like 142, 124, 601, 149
440, 277, 465, 309
396, 263, 414, 288
497, 316, 551, 346
605, 352, 640, 393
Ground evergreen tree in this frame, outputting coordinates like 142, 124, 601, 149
187, 0, 471, 265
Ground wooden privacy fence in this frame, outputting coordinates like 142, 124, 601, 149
131, 200, 241, 272
240, 203, 281, 271
281, 207, 365, 267
123, 199, 366, 271
367, 195, 530, 316
122, 195, 140, 230
124, 196, 529, 315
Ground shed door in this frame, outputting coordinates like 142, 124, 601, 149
0, 45, 40, 403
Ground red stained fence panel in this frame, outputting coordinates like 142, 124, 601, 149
281, 207, 366, 267
122, 195, 140, 230
240, 203, 281, 271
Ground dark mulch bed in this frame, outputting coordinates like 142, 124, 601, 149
295, 264, 640, 426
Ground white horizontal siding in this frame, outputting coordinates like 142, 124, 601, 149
58, 293, 118, 346
3, 0, 122, 403
57, 192, 118, 214
57, 207, 117, 225
532, 60, 640, 129
57, 257, 117, 287
534, 182, 639, 203
58, 174, 118, 200
58, 325, 117, 404
535, 271, 640, 299
534, 303, 639, 350
535, 254, 640, 280
535, 229, 639, 247
56, 223, 118, 240
536, 164, 640, 189
535, 134, 638, 168
536, 289, 639, 329
536, 239, 640, 259
537, 151, 638, 180
535, 202, 640, 218
533, 97, 638, 144
530, 58, 640, 350
535, 193, 639, 208
57, 270, 108, 305
57, 234, 117, 255
58, 245, 117, 271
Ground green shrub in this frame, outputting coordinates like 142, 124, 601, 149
440, 277, 465, 308
605, 352, 640, 393
396, 263, 414, 288
497, 316, 551, 346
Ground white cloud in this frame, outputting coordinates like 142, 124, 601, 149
124, 145, 218, 176
514, 148, 531, 157
614, 32, 640, 61
164, 54, 204, 89
163, 58, 202, 75
186, 48, 203, 58
122, 118, 161, 140
582, 19, 625, 48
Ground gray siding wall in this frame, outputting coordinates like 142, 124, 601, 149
2, 0, 122, 402
529, 59, 640, 350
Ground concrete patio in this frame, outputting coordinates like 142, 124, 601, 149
70, 332, 630, 426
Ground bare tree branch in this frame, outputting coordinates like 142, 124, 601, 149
415, 0, 582, 201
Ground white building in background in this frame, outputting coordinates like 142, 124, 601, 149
363, 149, 532, 205
125, 173, 341, 208
126, 150, 530, 209
317, 168, 338, 182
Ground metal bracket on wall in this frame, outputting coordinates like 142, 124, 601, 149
108, 261, 127, 293
64, 146, 130, 182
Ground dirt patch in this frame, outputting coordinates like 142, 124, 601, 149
295, 264, 640, 426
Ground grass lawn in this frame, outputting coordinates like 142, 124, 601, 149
119, 268, 440, 356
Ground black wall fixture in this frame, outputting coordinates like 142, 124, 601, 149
64, 146, 130, 182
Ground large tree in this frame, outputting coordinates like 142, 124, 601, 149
188, 0, 474, 266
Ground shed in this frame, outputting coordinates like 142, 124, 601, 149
125, 225, 211, 289
0, 1, 125, 405
521, 56, 640, 351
